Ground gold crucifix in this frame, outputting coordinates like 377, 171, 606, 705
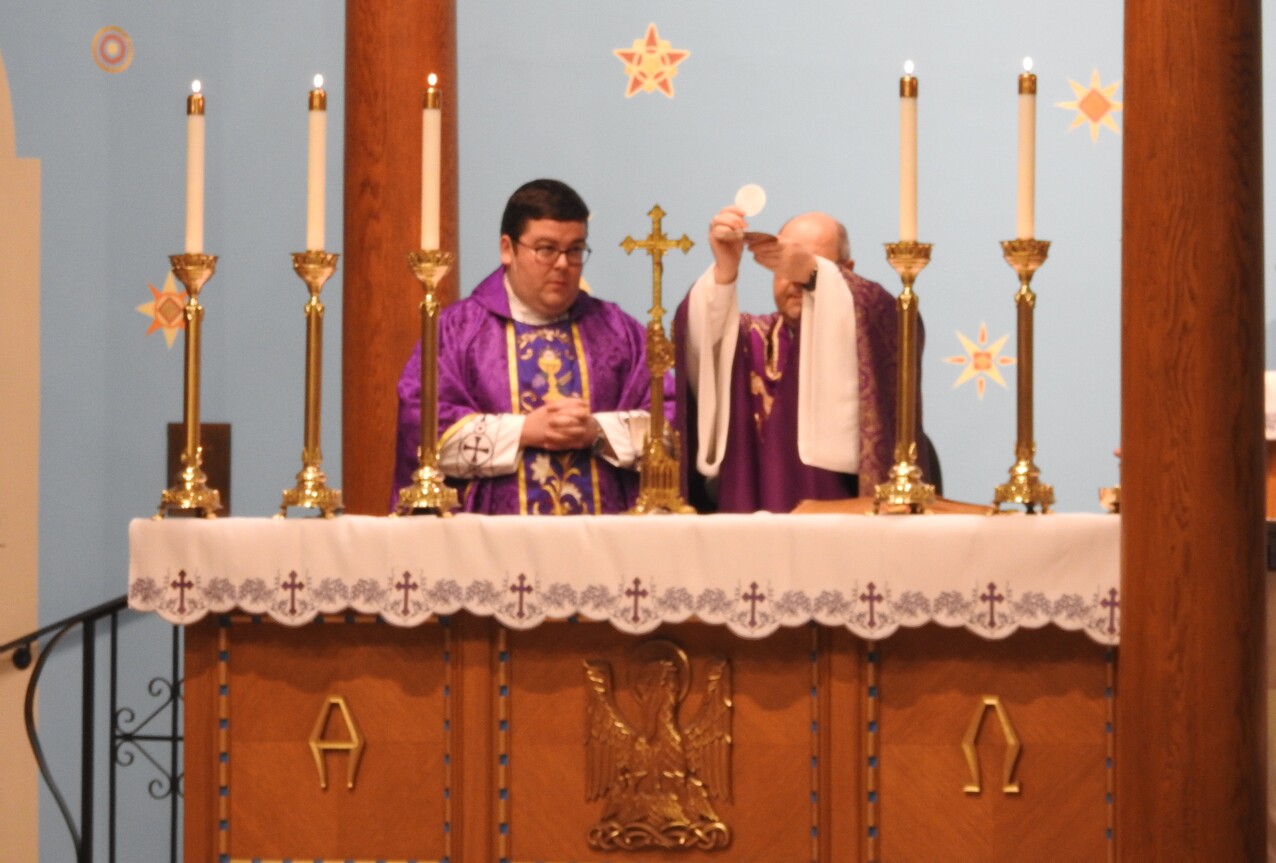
620, 204, 695, 514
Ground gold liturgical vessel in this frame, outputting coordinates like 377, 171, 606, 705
992, 238, 1054, 513
621, 204, 695, 514
278, 250, 343, 517
874, 241, 936, 513
156, 253, 223, 518
395, 249, 459, 516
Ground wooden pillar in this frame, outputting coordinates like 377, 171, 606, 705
343, 0, 458, 514
1119, 0, 1265, 856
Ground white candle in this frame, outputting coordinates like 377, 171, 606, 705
185, 80, 205, 254
1017, 57, 1037, 239
306, 74, 327, 251
899, 61, 918, 242
420, 73, 441, 250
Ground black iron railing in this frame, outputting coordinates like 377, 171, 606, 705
1, 596, 182, 863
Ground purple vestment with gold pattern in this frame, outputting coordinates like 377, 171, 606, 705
395, 267, 651, 514
674, 266, 922, 513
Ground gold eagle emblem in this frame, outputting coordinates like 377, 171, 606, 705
583, 639, 732, 851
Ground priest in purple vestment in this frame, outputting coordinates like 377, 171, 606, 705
394, 179, 654, 514
674, 207, 927, 513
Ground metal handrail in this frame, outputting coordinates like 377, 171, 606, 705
3, 593, 181, 863
1, 593, 128, 669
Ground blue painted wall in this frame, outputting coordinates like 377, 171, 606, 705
3, 1, 1272, 859
456, 3, 1126, 512
0, 3, 344, 858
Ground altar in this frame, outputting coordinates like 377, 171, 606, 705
130, 513, 1118, 861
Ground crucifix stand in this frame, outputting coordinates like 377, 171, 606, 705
620, 204, 695, 514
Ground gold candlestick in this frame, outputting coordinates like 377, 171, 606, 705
279, 251, 343, 517
621, 204, 695, 514
992, 238, 1055, 513
874, 240, 936, 514
395, 249, 459, 516
156, 253, 222, 518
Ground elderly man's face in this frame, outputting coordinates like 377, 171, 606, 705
772, 214, 844, 326
500, 218, 589, 318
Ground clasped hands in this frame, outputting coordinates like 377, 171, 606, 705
709, 205, 817, 285
520, 397, 601, 451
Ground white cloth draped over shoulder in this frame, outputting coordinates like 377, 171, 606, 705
684, 257, 859, 478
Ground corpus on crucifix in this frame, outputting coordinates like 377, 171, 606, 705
621, 204, 695, 514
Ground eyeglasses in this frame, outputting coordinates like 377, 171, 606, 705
517, 241, 591, 266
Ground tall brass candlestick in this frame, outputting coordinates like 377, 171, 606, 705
621, 204, 694, 514
993, 239, 1054, 512
156, 253, 222, 518
395, 249, 459, 516
874, 241, 935, 514
279, 251, 342, 517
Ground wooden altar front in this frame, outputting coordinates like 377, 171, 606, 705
131, 514, 1118, 862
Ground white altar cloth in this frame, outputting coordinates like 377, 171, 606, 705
128, 513, 1121, 644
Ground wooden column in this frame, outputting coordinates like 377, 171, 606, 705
343, 0, 458, 514
1119, 0, 1265, 856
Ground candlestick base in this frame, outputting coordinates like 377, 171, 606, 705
394, 462, 458, 516
156, 454, 223, 519
873, 445, 937, 514
155, 253, 222, 519
992, 452, 1055, 514
276, 469, 341, 515
279, 465, 344, 519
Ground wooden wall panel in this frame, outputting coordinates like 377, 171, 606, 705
343, 0, 458, 514
188, 619, 450, 861
877, 626, 1108, 861
1120, 0, 1266, 855
502, 622, 838, 863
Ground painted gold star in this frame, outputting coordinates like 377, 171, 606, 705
135, 273, 188, 348
944, 323, 1016, 400
614, 23, 689, 98
1056, 68, 1123, 142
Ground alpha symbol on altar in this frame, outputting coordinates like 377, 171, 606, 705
308, 695, 365, 791
584, 639, 732, 851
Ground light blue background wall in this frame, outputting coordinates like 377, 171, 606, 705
0, 3, 344, 858
456, 3, 1125, 511
1, 1, 1270, 859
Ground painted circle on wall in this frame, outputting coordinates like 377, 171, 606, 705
92, 26, 133, 74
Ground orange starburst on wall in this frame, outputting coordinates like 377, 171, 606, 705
614, 23, 689, 98
135, 273, 188, 348
1056, 69, 1123, 142
944, 323, 1016, 400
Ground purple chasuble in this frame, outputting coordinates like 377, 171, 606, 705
674, 267, 920, 513
394, 267, 652, 514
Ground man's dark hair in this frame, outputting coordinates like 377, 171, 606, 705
500, 179, 589, 241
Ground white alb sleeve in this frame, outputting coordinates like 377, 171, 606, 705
438, 413, 526, 478
685, 265, 740, 478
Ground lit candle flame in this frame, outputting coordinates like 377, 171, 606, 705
904, 60, 915, 76
1023, 57, 1033, 73
313, 73, 324, 90
191, 80, 202, 94
427, 72, 438, 87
